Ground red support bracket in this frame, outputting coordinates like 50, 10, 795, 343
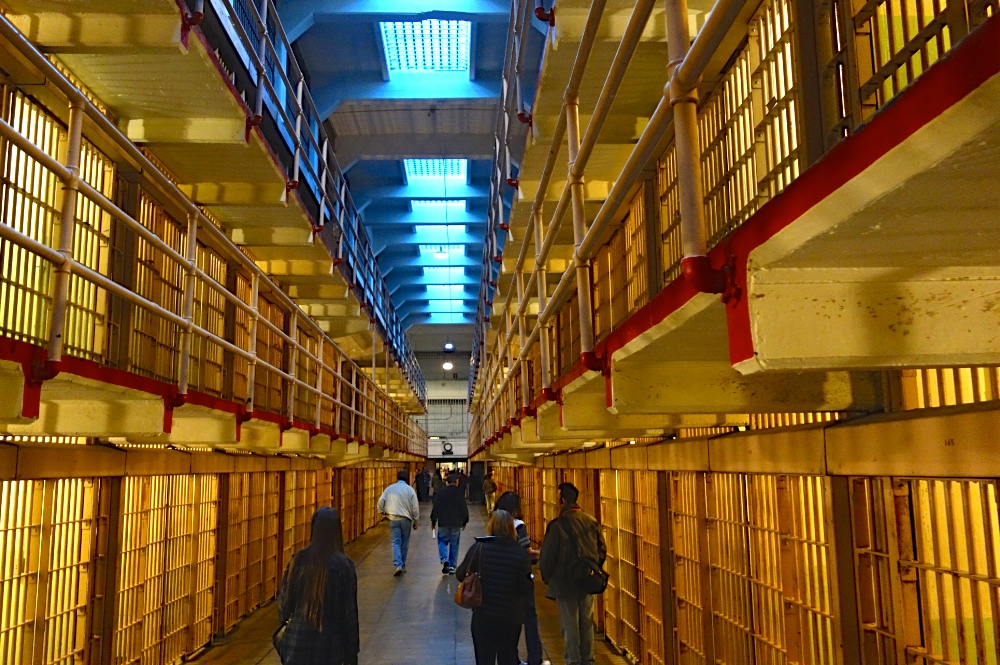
499, 223, 510, 231
286, 180, 299, 192
580, 350, 605, 374
519, 405, 536, 419
492, 256, 504, 263
534, 5, 555, 25
244, 114, 262, 142
506, 177, 519, 188
517, 111, 533, 125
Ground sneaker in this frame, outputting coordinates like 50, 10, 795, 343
394, 567, 403, 576
541, 660, 551, 665
442, 563, 450, 575
449, 566, 456, 574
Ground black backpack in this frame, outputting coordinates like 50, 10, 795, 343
560, 518, 609, 595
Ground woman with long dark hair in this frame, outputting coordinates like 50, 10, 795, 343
276, 507, 360, 665
456, 509, 532, 665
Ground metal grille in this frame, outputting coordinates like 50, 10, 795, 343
699, 0, 801, 248
254, 297, 285, 415
0, 480, 44, 663
670, 472, 708, 665
189, 245, 227, 397
900, 366, 1000, 410
637, 471, 665, 665
657, 146, 683, 285
0, 91, 60, 347
129, 192, 184, 383
749, 412, 843, 429
855, 477, 1000, 665
191, 475, 218, 650
115, 475, 201, 665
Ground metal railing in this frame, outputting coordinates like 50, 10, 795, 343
182, 0, 425, 404
0, 18, 427, 456
468, 0, 999, 454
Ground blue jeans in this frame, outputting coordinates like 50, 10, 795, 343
389, 518, 412, 568
558, 595, 594, 665
436, 526, 462, 568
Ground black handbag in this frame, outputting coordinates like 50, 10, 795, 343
561, 519, 609, 595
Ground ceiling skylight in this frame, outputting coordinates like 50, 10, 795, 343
418, 244, 464, 259
380, 20, 472, 73
426, 285, 468, 298
425, 300, 468, 312
423, 267, 466, 281
414, 225, 466, 236
411, 199, 466, 213
404, 158, 467, 182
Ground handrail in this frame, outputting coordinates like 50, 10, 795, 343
189, 0, 425, 404
471, 0, 747, 442
0, 17, 427, 456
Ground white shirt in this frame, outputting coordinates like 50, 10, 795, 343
377, 480, 419, 522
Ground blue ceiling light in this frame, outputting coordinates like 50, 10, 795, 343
414, 224, 467, 235
418, 244, 464, 260
380, 20, 472, 74
411, 199, 466, 213
426, 285, 467, 298
423, 267, 466, 281
404, 158, 467, 182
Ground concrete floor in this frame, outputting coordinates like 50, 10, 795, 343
193, 504, 627, 665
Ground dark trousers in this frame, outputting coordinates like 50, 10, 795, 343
523, 586, 543, 665
471, 612, 521, 665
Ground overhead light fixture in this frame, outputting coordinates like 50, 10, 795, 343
444, 342, 455, 352
433, 246, 449, 260
442, 361, 454, 371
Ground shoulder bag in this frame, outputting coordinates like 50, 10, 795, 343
454, 543, 484, 609
561, 518, 609, 595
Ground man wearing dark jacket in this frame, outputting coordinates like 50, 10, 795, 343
430, 473, 469, 574
538, 483, 607, 665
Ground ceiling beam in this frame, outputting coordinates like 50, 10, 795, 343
336, 133, 494, 168
313, 71, 502, 116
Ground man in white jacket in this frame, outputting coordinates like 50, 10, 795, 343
377, 469, 420, 576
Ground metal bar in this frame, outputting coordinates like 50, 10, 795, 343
47, 100, 85, 363
565, 97, 597, 361
286, 309, 299, 422
178, 213, 200, 395
246, 272, 261, 409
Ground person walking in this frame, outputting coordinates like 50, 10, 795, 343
416, 468, 431, 502
376, 469, 419, 576
495, 492, 550, 665
482, 471, 498, 512
538, 483, 607, 665
430, 472, 469, 574
456, 510, 532, 665
275, 507, 359, 665
431, 467, 446, 498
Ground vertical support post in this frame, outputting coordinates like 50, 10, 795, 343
251, 0, 269, 124
565, 98, 597, 364
98, 477, 124, 665
27, 481, 55, 664
286, 309, 299, 423
830, 476, 862, 665
290, 76, 304, 187
657, 471, 678, 665
533, 207, 553, 392
48, 100, 85, 365
213, 474, 231, 638
516, 271, 530, 410
177, 213, 199, 396
695, 471, 716, 664
315, 337, 324, 432
246, 272, 261, 411
185, 476, 203, 654
108, 170, 141, 370
791, 0, 834, 165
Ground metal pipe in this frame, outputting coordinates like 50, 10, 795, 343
246, 272, 261, 410
565, 97, 599, 368
46, 100, 85, 367
177, 213, 200, 395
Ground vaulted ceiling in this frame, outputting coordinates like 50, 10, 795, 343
277, 0, 543, 327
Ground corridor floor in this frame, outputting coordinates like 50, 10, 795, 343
193, 504, 627, 665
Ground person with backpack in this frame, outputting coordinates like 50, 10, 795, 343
456, 509, 533, 665
495, 491, 550, 665
538, 482, 608, 665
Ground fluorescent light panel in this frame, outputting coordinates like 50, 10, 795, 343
410, 199, 466, 212
404, 159, 467, 182
425, 285, 467, 298
380, 20, 471, 73
418, 244, 464, 258
414, 225, 466, 235
423, 267, 465, 280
